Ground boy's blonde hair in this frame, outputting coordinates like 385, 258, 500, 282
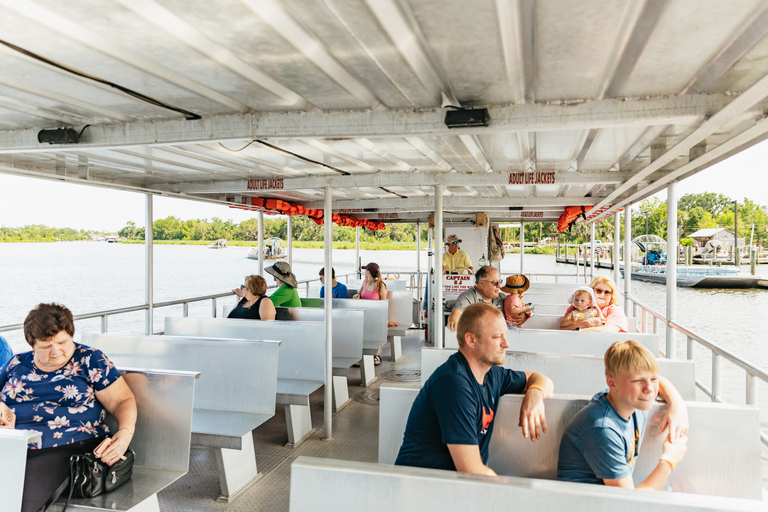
457, 302, 503, 347
604, 340, 659, 377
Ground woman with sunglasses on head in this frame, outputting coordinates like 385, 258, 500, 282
561, 276, 628, 332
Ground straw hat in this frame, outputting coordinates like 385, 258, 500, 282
265, 261, 298, 288
500, 274, 530, 294
445, 234, 462, 245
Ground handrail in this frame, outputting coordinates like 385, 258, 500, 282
624, 292, 768, 447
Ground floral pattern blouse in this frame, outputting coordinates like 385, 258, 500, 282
0, 343, 122, 449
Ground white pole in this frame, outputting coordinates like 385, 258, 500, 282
355, 226, 361, 278
323, 187, 333, 439
666, 182, 678, 359
613, 212, 621, 287
416, 222, 422, 299
590, 222, 595, 279
520, 221, 524, 274
287, 215, 293, 268
145, 194, 154, 335
624, 204, 632, 316
427, 225, 434, 344
258, 212, 264, 276
434, 185, 444, 349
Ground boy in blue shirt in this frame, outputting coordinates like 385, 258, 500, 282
557, 340, 688, 489
319, 267, 349, 299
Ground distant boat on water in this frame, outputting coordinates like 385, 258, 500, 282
247, 237, 286, 260
209, 239, 227, 249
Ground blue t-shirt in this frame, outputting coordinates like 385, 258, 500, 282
0, 336, 12, 369
0, 343, 123, 449
320, 282, 349, 299
395, 351, 526, 470
557, 390, 649, 483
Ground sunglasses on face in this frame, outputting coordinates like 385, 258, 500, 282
594, 288, 612, 295
480, 279, 503, 287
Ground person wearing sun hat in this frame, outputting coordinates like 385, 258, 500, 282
265, 261, 301, 307
442, 234, 473, 274
500, 274, 533, 329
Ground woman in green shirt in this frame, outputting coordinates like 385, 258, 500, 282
266, 261, 302, 307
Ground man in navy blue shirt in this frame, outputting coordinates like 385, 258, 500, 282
319, 267, 350, 299
396, 302, 553, 475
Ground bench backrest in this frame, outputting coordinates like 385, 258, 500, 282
387, 290, 413, 326
531, 303, 569, 315
290, 456, 766, 512
0, 429, 41, 512
275, 307, 363, 360
116, 367, 198, 472
164, 317, 325, 381
82, 334, 279, 415
420, 348, 696, 399
520, 313, 562, 330
378, 386, 762, 499
300, 298, 388, 343
444, 327, 658, 354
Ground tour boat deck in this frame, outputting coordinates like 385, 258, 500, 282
157, 328, 423, 512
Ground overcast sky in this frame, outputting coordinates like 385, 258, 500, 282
1, 139, 767, 232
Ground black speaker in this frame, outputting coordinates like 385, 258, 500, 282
444, 108, 489, 128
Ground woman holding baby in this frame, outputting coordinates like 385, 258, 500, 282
560, 276, 628, 332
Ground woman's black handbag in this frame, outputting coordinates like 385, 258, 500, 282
43, 449, 135, 512
70, 449, 135, 497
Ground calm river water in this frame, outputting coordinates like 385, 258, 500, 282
1, 241, 767, 477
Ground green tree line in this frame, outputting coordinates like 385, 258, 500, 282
117, 216, 430, 243
553, 192, 768, 246
0, 225, 98, 242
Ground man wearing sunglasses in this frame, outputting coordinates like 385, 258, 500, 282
442, 234, 474, 275
447, 266, 527, 331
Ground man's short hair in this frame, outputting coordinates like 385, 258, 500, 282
456, 302, 503, 347
474, 266, 497, 283
24, 303, 75, 348
604, 340, 659, 377
318, 267, 336, 279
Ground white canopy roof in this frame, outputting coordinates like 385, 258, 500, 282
1, 0, 768, 224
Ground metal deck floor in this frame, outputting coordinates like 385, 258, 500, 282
158, 329, 426, 512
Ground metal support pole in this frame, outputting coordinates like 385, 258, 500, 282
355, 226, 361, 278
416, 222, 422, 300
258, 212, 264, 276
287, 215, 293, 268
711, 353, 721, 402
101, 315, 108, 334
427, 225, 434, 344
323, 187, 333, 440
624, 204, 632, 317
520, 221, 524, 274
590, 223, 595, 279
434, 185, 444, 349
145, 194, 154, 335
613, 212, 620, 287
746, 373, 757, 406
666, 182, 678, 358
686, 336, 694, 360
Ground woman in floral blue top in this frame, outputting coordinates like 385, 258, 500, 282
0, 303, 137, 512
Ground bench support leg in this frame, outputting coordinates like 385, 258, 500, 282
332, 374, 350, 412
360, 355, 376, 387
214, 433, 260, 502
284, 404, 313, 447
388, 335, 402, 362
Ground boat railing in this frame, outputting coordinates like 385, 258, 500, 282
625, 293, 768, 447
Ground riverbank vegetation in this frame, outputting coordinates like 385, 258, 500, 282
4, 192, 766, 247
